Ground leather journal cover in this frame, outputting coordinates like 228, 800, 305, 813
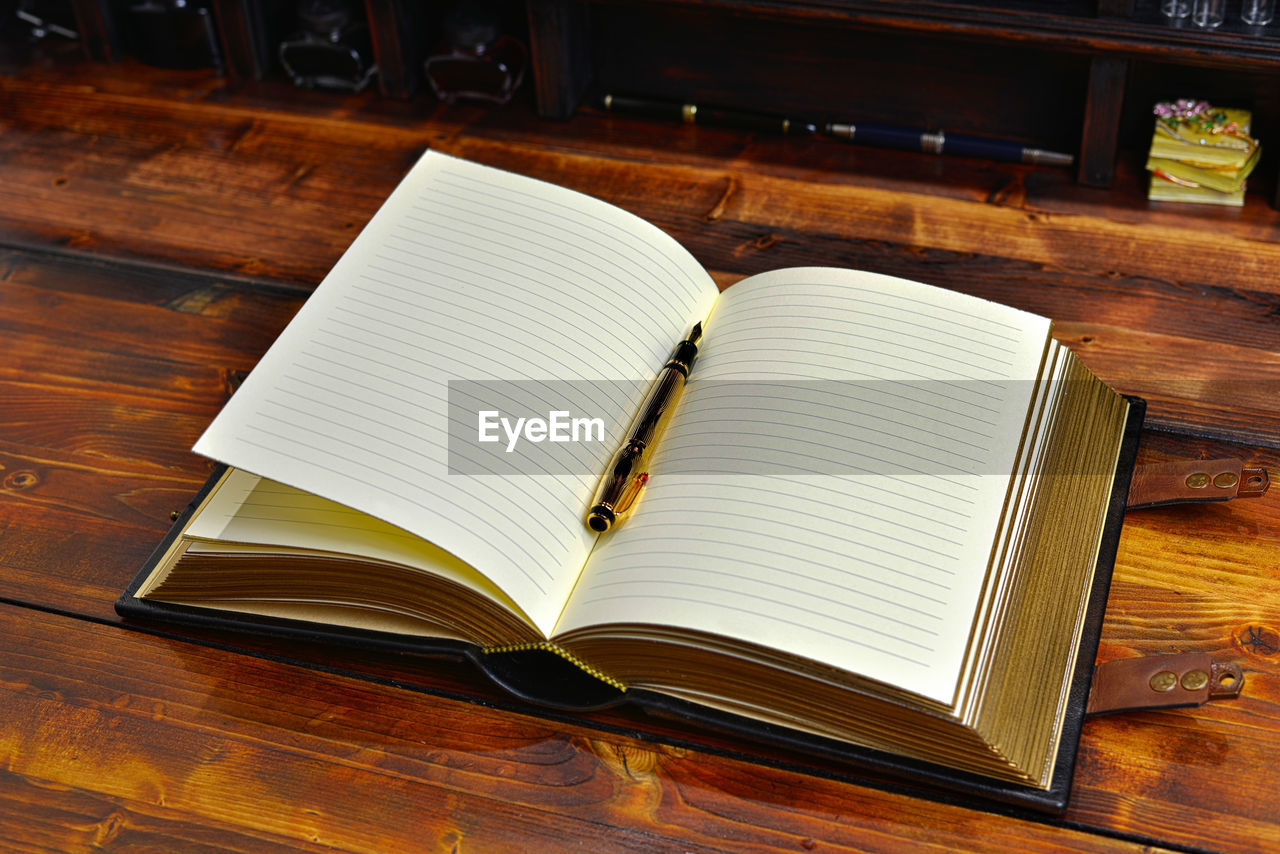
116, 397, 1147, 815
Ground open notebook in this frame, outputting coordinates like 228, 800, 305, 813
119, 151, 1140, 812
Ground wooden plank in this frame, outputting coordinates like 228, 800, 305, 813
526, 0, 593, 119
0, 604, 1164, 853
691, 233, 1280, 357
0, 772, 324, 854
0, 382, 218, 474
366, 0, 422, 98
4, 68, 1280, 302
0, 244, 298, 305
4, 101, 1278, 435
1054, 320, 1280, 443
0, 281, 294, 376
68, 0, 120, 62
0, 438, 206, 536
2, 126, 1279, 427
211, 0, 268, 82
443, 137, 1280, 300
1072, 526, 1280, 840
1, 241, 1277, 849
1077, 56, 1127, 187
0, 77, 429, 285
1064, 432, 1280, 843
1, 65, 1278, 851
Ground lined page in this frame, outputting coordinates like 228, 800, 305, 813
559, 268, 1050, 703
194, 152, 719, 636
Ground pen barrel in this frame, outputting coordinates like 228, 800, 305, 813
603, 95, 813, 134
939, 133, 1026, 163
827, 123, 923, 151
589, 440, 647, 527
627, 367, 685, 449
829, 122, 1073, 167
586, 367, 687, 531
696, 106, 814, 135
602, 94, 685, 122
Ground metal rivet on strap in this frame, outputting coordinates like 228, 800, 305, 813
1186, 473, 1210, 489
1213, 472, 1238, 489
1181, 669, 1209, 691
1150, 671, 1178, 692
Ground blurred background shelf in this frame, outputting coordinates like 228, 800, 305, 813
5, 0, 1280, 204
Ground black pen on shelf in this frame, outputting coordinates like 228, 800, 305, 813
585, 322, 703, 534
602, 93, 817, 136
825, 122, 1075, 167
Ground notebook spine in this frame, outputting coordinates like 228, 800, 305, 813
483, 642, 626, 691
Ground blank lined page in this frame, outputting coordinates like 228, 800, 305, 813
560, 267, 1051, 703
194, 152, 719, 636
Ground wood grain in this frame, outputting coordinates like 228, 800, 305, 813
5, 64, 1280, 298
0, 605, 1166, 854
4, 68, 1280, 452
1, 56, 1278, 853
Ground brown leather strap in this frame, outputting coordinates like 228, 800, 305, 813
1126, 458, 1269, 509
1086, 653, 1243, 716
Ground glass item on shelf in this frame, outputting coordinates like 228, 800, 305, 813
1191, 0, 1226, 27
279, 0, 377, 94
424, 2, 527, 106
1160, 0, 1190, 18
14, 0, 78, 41
1241, 0, 1275, 25
124, 0, 221, 69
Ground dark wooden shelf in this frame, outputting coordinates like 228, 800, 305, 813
524, 0, 1280, 196
583, 0, 1280, 67
9, 0, 1280, 202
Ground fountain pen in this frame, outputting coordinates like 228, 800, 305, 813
826, 122, 1074, 167
586, 322, 703, 533
602, 94, 817, 136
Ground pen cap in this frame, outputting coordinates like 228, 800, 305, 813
666, 339, 698, 376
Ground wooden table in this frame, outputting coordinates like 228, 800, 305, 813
2, 61, 1278, 853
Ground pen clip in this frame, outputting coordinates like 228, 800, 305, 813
615, 472, 649, 517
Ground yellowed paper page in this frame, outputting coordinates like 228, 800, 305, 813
182, 467, 527, 620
